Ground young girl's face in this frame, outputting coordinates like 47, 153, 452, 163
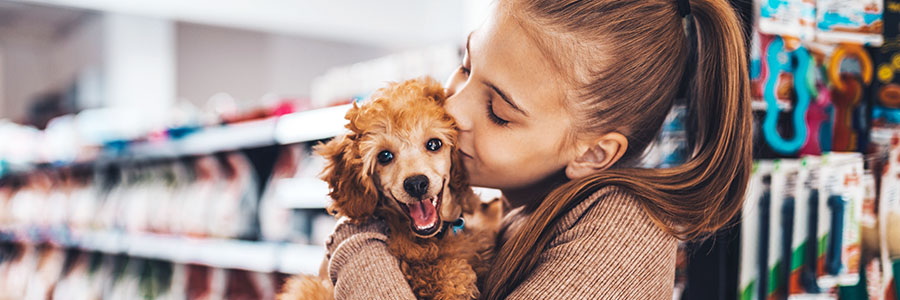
444, 6, 581, 190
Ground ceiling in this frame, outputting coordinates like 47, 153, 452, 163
5, 0, 468, 49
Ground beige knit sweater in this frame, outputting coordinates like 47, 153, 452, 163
324, 186, 677, 299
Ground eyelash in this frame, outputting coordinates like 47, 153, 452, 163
486, 98, 509, 126
459, 64, 510, 127
459, 65, 470, 76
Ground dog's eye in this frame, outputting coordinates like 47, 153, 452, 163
377, 151, 394, 164
426, 139, 442, 152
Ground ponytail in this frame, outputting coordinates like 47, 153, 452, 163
481, 0, 751, 298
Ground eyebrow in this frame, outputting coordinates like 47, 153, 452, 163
466, 32, 529, 117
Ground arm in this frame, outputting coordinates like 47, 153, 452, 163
505, 193, 678, 299
325, 218, 416, 300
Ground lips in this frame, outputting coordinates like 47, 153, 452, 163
398, 184, 444, 237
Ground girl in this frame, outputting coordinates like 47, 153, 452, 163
324, 0, 751, 298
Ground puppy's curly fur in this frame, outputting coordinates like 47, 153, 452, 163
278, 77, 497, 300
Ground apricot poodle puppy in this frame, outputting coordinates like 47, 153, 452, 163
278, 77, 498, 300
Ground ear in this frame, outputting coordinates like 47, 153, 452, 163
420, 76, 448, 105
565, 132, 629, 179
442, 148, 478, 220
315, 134, 379, 220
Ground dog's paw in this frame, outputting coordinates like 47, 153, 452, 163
277, 274, 334, 300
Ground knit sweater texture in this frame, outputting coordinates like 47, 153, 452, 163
324, 186, 677, 299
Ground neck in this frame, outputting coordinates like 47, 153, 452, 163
500, 169, 569, 212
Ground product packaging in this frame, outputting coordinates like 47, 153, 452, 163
827, 43, 875, 152
880, 128, 900, 261
740, 161, 775, 300
763, 37, 816, 155
879, 142, 900, 299
767, 160, 801, 298
758, 0, 817, 40
816, 0, 884, 46
817, 152, 865, 288
872, 0, 900, 126
789, 157, 827, 297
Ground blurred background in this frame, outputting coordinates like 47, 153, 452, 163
0, 1, 491, 299
0, 0, 899, 299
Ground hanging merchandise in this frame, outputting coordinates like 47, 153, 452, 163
817, 153, 865, 288
739, 161, 774, 300
828, 44, 875, 152
798, 157, 825, 295
862, 170, 880, 262
801, 41, 838, 156
767, 160, 802, 299
802, 81, 834, 155
873, 138, 900, 300
764, 37, 815, 155
881, 141, 900, 260
758, 0, 817, 40
872, 0, 900, 127
751, 30, 766, 102
816, 0, 884, 46
785, 158, 824, 297
740, 155, 871, 299
757, 33, 794, 112
641, 104, 689, 168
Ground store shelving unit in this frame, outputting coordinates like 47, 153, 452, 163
272, 177, 331, 209
0, 228, 325, 274
274, 104, 351, 145
115, 104, 351, 161
0, 104, 360, 276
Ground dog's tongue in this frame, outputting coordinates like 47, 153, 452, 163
407, 197, 437, 228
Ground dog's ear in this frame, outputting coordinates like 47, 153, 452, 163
419, 76, 447, 105
315, 134, 379, 221
443, 149, 478, 219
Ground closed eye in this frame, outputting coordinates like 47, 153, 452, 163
486, 97, 509, 126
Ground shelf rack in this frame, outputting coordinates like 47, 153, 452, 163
0, 227, 325, 275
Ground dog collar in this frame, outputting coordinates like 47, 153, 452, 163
450, 217, 465, 235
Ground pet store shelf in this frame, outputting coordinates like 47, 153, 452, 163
3, 105, 351, 170
124, 118, 278, 160
274, 177, 330, 209
0, 228, 325, 275
125, 103, 352, 156
275, 104, 351, 145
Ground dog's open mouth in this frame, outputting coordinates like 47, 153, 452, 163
398, 184, 444, 237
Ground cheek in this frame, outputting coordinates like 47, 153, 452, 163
468, 127, 567, 188
376, 166, 398, 191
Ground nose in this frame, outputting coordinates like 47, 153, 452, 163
444, 93, 473, 131
403, 175, 429, 198
443, 74, 473, 131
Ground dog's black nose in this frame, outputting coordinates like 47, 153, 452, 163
403, 175, 429, 198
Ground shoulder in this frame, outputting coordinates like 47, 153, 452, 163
554, 185, 678, 276
511, 186, 679, 298
553, 186, 668, 238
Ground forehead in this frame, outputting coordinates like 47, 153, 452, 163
357, 98, 456, 148
473, 7, 571, 115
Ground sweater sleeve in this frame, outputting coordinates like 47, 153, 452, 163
505, 190, 678, 299
325, 218, 416, 300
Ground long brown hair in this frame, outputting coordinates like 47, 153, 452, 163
481, 0, 752, 298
